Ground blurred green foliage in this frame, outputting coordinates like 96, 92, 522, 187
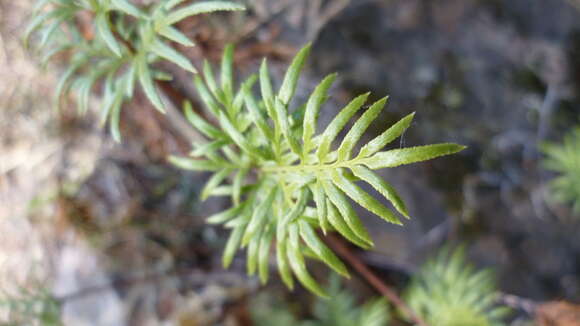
403, 246, 510, 326
26, 0, 245, 141
251, 276, 389, 326
0, 281, 61, 325
542, 127, 580, 214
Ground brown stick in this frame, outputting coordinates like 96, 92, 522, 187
324, 233, 430, 326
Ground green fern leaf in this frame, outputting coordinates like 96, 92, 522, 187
150, 39, 196, 72
357, 112, 415, 158
110, 0, 144, 18
164, 1, 245, 25
95, 13, 122, 56
298, 220, 349, 277
171, 44, 465, 296
287, 224, 328, 297
258, 226, 274, 284
362, 143, 465, 169
337, 96, 388, 161
27, 0, 245, 140
157, 25, 194, 46
136, 53, 165, 113
316, 92, 369, 162
403, 246, 510, 326
279, 44, 311, 105
541, 127, 580, 214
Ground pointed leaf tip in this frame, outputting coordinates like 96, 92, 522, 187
278, 43, 312, 105
363, 143, 466, 169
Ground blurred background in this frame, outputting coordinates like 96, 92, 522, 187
1, 0, 579, 325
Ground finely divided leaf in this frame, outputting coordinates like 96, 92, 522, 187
150, 39, 196, 72
201, 168, 231, 200
325, 201, 370, 249
244, 83, 272, 139
242, 186, 277, 245
95, 13, 122, 57
247, 235, 260, 275
194, 75, 221, 115
286, 224, 328, 297
207, 205, 243, 224
157, 25, 194, 46
317, 93, 369, 162
223, 224, 245, 268
277, 188, 308, 241
125, 63, 137, 97
41, 44, 73, 67
25, 9, 68, 47
111, 0, 144, 18
358, 112, 415, 158
337, 97, 388, 161
275, 99, 301, 155
109, 86, 125, 142
363, 143, 466, 169
278, 44, 311, 105
321, 180, 373, 246
54, 59, 86, 109
217, 111, 256, 157
183, 101, 223, 139
259, 59, 274, 108
38, 14, 69, 48
298, 220, 349, 277
310, 182, 329, 234
258, 226, 274, 284
329, 169, 401, 225
302, 73, 337, 155
276, 240, 294, 289
351, 165, 409, 218
191, 139, 228, 157
203, 61, 223, 101
232, 169, 248, 205
221, 44, 235, 102
137, 54, 165, 112
165, 2, 245, 25
168, 156, 221, 171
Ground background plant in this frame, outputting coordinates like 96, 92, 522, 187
25, 0, 245, 141
541, 127, 580, 215
251, 275, 389, 326
170, 43, 465, 296
0, 281, 61, 326
403, 246, 510, 326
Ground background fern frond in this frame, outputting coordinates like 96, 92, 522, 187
541, 127, 580, 214
27, 0, 246, 141
170, 44, 465, 295
403, 246, 510, 326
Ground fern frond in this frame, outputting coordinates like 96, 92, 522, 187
27, 0, 246, 141
403, 246, 510, 326
541, 127, 580, 214
170, 44, 466, 295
